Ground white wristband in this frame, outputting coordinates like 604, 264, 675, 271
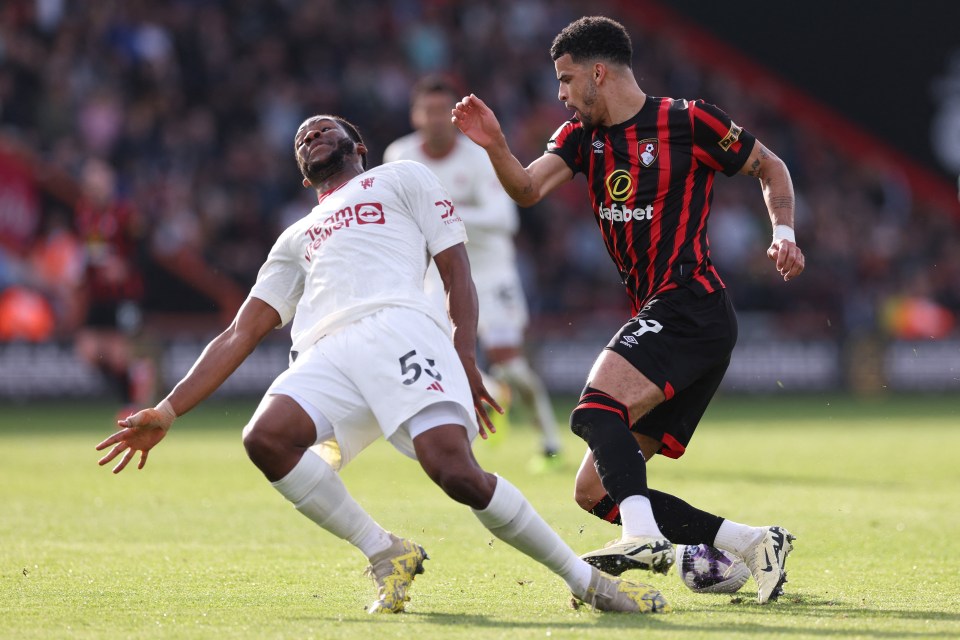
156, 399, 177, 419
773, 224, 795, 243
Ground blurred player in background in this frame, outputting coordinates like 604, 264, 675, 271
454, 16, 804, 604
384, 76, 563, 465
95, 114, 669, 615
73, 158, 155, 413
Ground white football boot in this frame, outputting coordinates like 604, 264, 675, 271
580, 535, 674, 576
741, 525, 795, 604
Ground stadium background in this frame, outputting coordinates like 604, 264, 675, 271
0, 0, 958, 402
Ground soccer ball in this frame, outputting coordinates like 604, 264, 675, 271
675, 544, 751, 594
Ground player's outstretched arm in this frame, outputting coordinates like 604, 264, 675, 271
95, 296, 281, 473
434, 243, 502, 438
452, 94, 571, 207
740, 141, 805, 281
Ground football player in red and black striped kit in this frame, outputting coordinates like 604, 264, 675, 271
73, 158, 155, 414
453, 16, 804, 604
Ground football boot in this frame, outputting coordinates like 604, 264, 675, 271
365, 534, 428, 613
571, 566, 671, 613
742, 525, 795, 604
581, 535, 674, 576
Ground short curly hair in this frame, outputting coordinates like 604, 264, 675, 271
296, 114, 367, 170
550, 16, 632, 67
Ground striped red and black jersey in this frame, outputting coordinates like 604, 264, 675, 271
75, 199, 144, 303
546, 96, 755, 314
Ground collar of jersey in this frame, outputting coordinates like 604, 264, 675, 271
598, 98, 654, 132
317, 180, 350, 204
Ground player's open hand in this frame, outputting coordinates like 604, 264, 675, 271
451, 94, 502, 150
767, 239, 805, 281
95, 407, 174, 473
463, 365, 503, 440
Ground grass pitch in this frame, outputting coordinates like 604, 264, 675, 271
2, 394, 959, 639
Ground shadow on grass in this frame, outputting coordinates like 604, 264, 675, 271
724, 592, 960, 618
325, 610, 670, 630
318, 593, 960, 637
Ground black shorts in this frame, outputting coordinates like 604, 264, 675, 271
85, 300, 143, 334
605, 287, 738, 459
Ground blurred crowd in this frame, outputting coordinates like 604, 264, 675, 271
1, 0, 957, 351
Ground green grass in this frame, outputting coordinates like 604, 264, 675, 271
2, 394, 959, 639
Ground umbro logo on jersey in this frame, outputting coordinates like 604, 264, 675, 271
592, 140, 605, 154
426, 381, 445, 392
619, 335, 639, 348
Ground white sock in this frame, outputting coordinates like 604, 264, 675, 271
472, 476, 592, 596
271, 450, 393, 559
619, 494, 665, 539
713, 519, 766, 558
492, 357, 562, 452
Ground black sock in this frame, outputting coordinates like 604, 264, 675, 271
648, 489, 723, 545
588, 490, 722, 545
588, 494, 622, 525
571, 388, 648, 502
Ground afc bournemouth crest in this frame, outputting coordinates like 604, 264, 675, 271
638, 138, 659, 167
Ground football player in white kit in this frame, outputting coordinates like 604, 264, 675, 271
94, 115, 668, 615
384, 76, 563, 463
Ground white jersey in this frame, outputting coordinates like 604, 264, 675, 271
250, 160, 467, 356
383, 133, 518, 277
384, 133, 528, 347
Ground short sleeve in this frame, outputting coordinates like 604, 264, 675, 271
248, 228, 304, 327
545, 119, 585, 176
393, 161, 468, 257
690, 100, 756, 176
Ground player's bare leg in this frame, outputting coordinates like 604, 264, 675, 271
243, 394, 414, 612
412, 423, 668, 613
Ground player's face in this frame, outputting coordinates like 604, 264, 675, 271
555, 54, 600, 130
80, 158, 117, 206
295, 117, 356, 184
411, 91, 457, 147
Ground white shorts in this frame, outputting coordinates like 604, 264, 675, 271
475, 273, 529, 350
265, 306, 478, 469
424, 265, 529, 350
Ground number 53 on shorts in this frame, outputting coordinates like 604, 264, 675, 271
399, 349, 443, 386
